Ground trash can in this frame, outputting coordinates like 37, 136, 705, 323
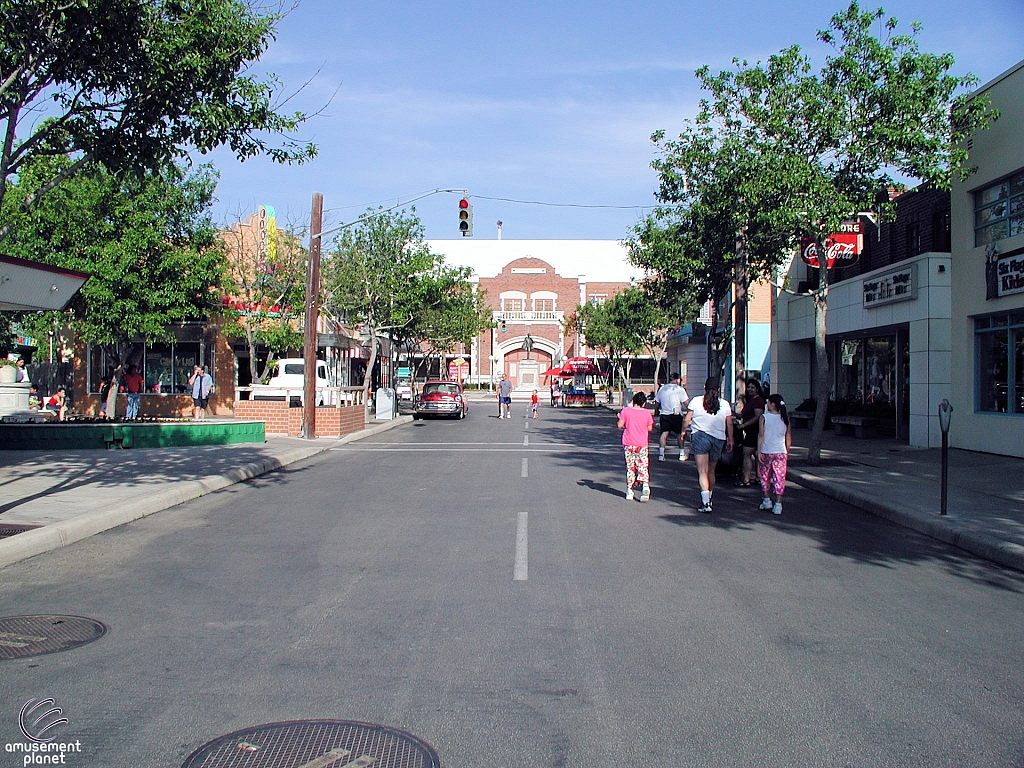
375, 387, 395, 420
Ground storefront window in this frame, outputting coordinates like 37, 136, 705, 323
88, 339, 206, 395
1015, 330, 1024, 415
977, 323, 1009, 413
865, 337, 896, 404
173, 343, 201, 394
146, 344, 173, 394
836, 339, 862, 401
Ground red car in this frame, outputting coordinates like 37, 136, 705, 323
413, 380, 468, 420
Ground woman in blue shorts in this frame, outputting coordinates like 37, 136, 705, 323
682, 377, 734, 513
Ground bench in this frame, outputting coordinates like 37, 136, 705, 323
830, 415, 878, 438
789, 410, 815, 429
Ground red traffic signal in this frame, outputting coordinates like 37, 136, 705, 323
458, 197, 473, 236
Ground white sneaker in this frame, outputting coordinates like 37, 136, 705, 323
773, 502, 783, 515
678, 452, 686, 461
625, 490, 635, 501
639, 485, 650, 502
657, 453, 665, 462
759, 498, 773, 511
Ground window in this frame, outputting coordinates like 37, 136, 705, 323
589, 295, 607, 306
534, 299, 553, 312
503, 299, 523, 312
932, 210, 951, 252
974, 172, 1024, 247
905, 223, 921, 258
976, 312, 1024, 414
88, 341, 204, 395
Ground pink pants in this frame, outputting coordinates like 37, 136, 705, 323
624, 446, 650, 488
758, 452, 788, 496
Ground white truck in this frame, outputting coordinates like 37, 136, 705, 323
250, 358, 336, 406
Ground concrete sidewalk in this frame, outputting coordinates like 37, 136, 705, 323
783, 428, 1024, 574
0, 416, 412, 569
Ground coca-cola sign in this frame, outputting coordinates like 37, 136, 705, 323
800, 220, 863, 268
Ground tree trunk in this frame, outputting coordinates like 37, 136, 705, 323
808, 263, 831, 466
363, 331, 378, 421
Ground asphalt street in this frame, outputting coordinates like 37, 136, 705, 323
1, 406, 1023, 767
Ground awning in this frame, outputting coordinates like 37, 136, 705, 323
0, 254, 89, 312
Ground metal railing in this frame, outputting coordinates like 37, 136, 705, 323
235, 386, 365, 407
494, 311, 563, 322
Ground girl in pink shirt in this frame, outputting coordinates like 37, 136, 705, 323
617, 391, 654, 502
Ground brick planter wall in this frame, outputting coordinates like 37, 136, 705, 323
233, 400, 365, 438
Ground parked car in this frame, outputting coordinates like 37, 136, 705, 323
250, 358, 335, 406
413, 380, 468, 420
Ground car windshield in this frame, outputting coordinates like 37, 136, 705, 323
422, 383, 460, 395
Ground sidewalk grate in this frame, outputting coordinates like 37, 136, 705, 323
0, 524, 40, 540
181, 720, 441, 768
0, 615, 107, 661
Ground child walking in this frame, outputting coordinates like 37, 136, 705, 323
757, 393, 792, 515
531, 389, 539, 418
617, 391, 654, 502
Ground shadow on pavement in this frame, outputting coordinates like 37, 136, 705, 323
538, 407, 1024, 593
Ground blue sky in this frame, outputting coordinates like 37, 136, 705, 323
205, 0, 1024, 243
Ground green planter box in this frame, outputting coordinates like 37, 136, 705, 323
0, 421, 265, 450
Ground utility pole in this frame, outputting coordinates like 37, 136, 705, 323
300, 192, 323, 440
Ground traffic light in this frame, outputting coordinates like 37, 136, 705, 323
500, 319, 507, 333
458, 197, 473, 237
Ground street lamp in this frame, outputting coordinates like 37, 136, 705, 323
938, 398, 953, 516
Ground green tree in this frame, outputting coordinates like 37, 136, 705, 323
629, 115, 794, 382
0, 0, 315, 239
574, 288, 668, 389
322, 208, 441, 416
2, 155, 227, 413
660, 2, 995, 462
412, 264, 491, 381
220, 213, 306, 383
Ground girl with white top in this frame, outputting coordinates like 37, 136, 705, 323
757, 394, 792, 515
682, 377, 734, 513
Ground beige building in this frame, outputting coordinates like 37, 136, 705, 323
950, 59, 1024, 457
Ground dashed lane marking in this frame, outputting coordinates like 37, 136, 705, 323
513, 510, 528, 582
521, 458, 528, 478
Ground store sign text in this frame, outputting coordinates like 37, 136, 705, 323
863, 265, 916, 308
800, 221, 863, 269
997, 255, 1024, 297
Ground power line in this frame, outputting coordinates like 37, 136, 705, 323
470, 195, 654, 210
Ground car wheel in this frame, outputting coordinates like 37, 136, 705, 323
412, 413, 420, 420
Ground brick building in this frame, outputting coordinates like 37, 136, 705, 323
475, 256, 630, 387
422, 242, 638, 388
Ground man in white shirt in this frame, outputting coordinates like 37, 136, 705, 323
654, 372, 689, 461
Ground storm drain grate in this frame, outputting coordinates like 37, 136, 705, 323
0, 615, 107, 661
0, 524, 39, 540
181, 720, 441, 768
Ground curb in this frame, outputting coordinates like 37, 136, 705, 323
0, 416, 413, 570
787, 468, 1024, 574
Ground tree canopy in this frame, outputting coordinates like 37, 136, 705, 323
636, 1, 995, 462
0, 0, 315, 238
2, 155, 226, 350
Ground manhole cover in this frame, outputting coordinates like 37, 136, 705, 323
181, 720, 440, 768
0, 615, 107, 661
0, 524, 39, 540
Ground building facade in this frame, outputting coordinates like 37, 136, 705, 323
772, 185, 953, 445
950, 59, 1024, 458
